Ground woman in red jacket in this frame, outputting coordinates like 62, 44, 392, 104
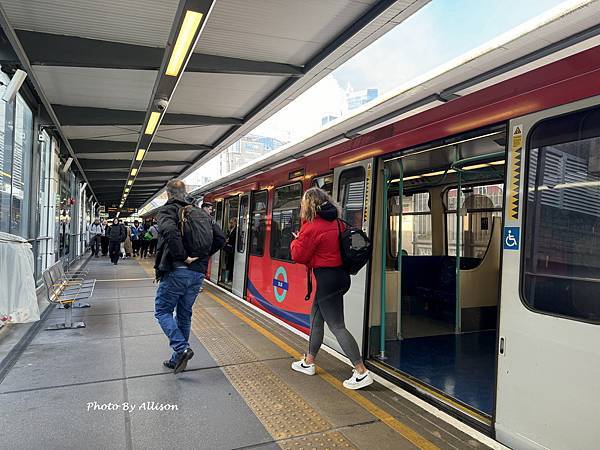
290, 187, 373, 390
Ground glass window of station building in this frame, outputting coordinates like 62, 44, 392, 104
0, 67, 95, 283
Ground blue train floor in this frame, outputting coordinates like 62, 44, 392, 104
385, 331, 496, 416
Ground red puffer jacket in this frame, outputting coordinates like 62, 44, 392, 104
290, 202, 344, 268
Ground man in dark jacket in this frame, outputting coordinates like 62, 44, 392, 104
107, 217, 126, 265
154, 179, 225, 373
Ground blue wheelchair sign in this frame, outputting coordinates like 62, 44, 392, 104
503, 227, 520, 250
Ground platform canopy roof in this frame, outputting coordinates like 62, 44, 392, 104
0, 0, 428, 209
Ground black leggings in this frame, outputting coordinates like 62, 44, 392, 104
308, 267, 362, 365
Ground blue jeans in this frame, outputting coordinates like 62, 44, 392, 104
154, 268, 204, 362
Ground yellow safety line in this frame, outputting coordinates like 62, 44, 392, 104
205, 291, 439, 450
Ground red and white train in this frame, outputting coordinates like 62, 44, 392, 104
193, 42, 600, 449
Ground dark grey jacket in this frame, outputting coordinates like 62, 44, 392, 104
107, 224, 126, 243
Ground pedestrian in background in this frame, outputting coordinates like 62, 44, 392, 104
88, 218, 104, 258
123, 221, 133, 258
148, 219, 159, 255
131, 220, 142, 256
101, 219, 109, 256
107, 218, 126, 265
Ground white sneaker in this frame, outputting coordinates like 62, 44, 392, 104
291, 356, 316, 376
343, 369, 373, 390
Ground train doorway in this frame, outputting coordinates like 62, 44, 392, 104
368, 128, 506, 421
219, 195, 239, 290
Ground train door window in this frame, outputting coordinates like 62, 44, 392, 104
389, 192, 432, 259
312, 174, 334, 196
270, 183, 302, 261
215, 201, 223, 227
522, 106, 600, 323
249, 191, 268, 256
446, 184, 503, 258
338, 167, 365, 228
237, 195, 249, 253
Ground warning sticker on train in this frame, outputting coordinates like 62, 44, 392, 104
503, 227, 520, 250
508, 124, 523, 221
272, 266, 289, 303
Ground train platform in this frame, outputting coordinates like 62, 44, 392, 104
0, 256, 498, 450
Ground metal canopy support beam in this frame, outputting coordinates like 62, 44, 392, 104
85, 172, 174, 180
15, 30, 304, 77
80, 160, 191, 170
70, 139, 210, 154
54, 105, 242, 127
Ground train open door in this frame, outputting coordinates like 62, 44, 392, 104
495, 97, 600, 449
208, 200, 223, 284
232, 192, 250, 297
328, 158, 375, 356
219, 195, 239, 290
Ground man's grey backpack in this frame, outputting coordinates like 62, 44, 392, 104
178, 205, 213, 257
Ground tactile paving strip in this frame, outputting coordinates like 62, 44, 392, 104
191, 302, 357, 448
279, 431, 357, 450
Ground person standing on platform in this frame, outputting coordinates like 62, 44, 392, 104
107, 218, 126, 265
101, 219, 109, 256
148, 219, 159, 255
154, 180, 225, 373
88, 218, 104, 258
131, 220, 142, 256
140, 220, 152, 258
123, 221, 133, 258
290, 187, 373, 390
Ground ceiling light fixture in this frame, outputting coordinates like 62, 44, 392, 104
166, 10, 204, 77
131, 168, 138, 176
127, 180, 133, 186
145, 112, 161, 135
136, 149, 146, 161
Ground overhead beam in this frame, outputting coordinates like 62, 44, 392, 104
80, 160, 192, 170
91, 181, 165, 188
54, 105, 242, 127
16, 30, 304, 77
70, 139, 210, 154
85, 172, 174, 180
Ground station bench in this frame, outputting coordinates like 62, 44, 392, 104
42, 261, 96, 330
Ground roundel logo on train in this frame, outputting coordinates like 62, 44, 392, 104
272, 266, 289, 303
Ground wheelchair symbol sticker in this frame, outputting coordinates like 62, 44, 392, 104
503, 227, 520, 250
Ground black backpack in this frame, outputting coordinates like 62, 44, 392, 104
337, 219, 372, 275
178, 205, 213, 257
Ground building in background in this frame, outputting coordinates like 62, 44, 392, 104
346, 88, 379, 111
220, 134, 287, 175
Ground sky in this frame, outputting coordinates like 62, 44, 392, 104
168, 0, 579, 210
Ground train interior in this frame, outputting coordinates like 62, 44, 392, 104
368, 128, 507, 418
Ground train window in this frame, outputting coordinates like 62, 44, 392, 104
237, 195, 249, 253
311, 174, 334, 196
389, 193, 432, 258
249, 191, 268, 256
446, 184, 503, 258
522, 106, 600, 323
270, 183, 302, 261
215, 201, 223, 227
338, 167, 365, 228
